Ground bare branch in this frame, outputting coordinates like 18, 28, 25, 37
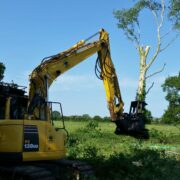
151, 8, 159, 26
145, 35, 161, 71
148, 0, 160, 26
146, 0, 165, 71
144, 46, 150, 57
137, 25, 141, 46
160, 32, 180, 52
146, 63, 166, 79
146, 82, 155, 95
161, 28, 173, 40
159, 0, 165, 29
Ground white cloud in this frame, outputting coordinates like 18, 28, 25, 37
50, 74, 101, 92
120, 77, 138, 88
50, 74, 141, 93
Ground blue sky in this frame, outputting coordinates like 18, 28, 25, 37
0, 0, 179, 117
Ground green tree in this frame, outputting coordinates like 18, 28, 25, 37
144, 109, 153, 124
161, 72, 180, 124
114, 0, 179, 102
169, 0, 180, 29
103, 116, 111, 121
82, 114, 91, 120
52, 110, 61, 120
0, 62, 5, 81
93, 115, 102, 121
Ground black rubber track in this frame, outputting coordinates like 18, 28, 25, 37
0, 159, 94, 180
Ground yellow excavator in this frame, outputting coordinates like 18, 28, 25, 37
0, 29, 148, 179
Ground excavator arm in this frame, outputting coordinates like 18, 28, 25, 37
28, 29, 148, 138
28, 29, 123, 121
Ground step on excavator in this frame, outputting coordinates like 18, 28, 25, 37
0, 29, 149, 179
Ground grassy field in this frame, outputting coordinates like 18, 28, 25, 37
58, 120, 180, 179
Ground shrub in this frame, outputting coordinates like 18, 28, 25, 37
86, 120, 99, 130
93, 115, 102, 121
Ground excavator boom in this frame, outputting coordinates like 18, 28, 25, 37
28, 28, 148, 138
28, 29, 124, 122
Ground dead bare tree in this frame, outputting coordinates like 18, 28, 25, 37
114, 0, 179, 102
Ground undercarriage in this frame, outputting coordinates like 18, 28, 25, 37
0, 159, 94, 180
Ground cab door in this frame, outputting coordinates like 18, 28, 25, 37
45, 102, 66, 153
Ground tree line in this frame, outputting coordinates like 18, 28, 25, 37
52, 112, 111, 122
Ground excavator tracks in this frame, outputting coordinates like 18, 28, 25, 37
52, 159, 94, 179
0, 165, 54, 180
0, 159, 94, 180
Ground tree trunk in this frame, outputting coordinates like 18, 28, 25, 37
136, 46, 150, 102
